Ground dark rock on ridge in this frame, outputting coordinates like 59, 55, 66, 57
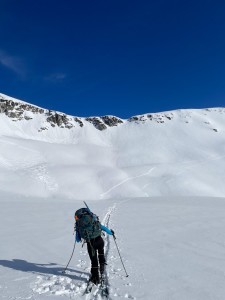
0, 95, 124, 132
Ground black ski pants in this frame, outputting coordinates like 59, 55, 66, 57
87, 235, 105, 278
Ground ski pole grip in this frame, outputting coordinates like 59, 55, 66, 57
111, 229, 116, 239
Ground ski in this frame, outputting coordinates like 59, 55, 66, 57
99, 276, 109, 298
83, 280, 94, 295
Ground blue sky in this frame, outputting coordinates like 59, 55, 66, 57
0, 0, 225, 118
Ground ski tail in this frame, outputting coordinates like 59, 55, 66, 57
100, 275, 109, 298
83, 201, 91, 213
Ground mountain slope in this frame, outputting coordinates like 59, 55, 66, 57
1, 93, 225, 300
0, 92, 225, 199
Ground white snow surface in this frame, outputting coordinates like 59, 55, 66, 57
1, 196, 225, 300
1, 94, 225, 299
1, 104, 225, 198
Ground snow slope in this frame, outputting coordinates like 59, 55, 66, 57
1, 93, 225, 299
1, 94, 225, 198
1, 195, 225, 300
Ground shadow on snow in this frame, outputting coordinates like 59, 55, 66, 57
0, 259, 88, 282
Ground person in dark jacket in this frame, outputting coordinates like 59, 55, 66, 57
75, 214, 114, 284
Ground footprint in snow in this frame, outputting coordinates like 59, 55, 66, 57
124, 293, 136, 299
32, 275, 86, 296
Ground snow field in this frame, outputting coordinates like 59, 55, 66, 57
2, 113, 225, 200
1, 105, 225, 199
1, 195, 225, 299
0, 197, 134, 299
1, 98, 225, 299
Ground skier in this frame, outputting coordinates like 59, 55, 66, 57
75, 207, 114, 285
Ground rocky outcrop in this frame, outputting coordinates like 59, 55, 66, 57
85, 117, 107, 131
0, 99, 44, 121
0, 94, 124, 132
128, 112, 175, 123
85, 116, 124, 131
46, 112, 74, 129
74, 117, 84, 127
101, 116, 123, 127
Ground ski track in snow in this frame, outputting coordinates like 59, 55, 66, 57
32, 203, 134, 300
100, 168, 154, 198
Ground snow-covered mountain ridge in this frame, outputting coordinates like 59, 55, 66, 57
0, 92, 181, 135
1, 92, 225, 199
1, 92, 224, 139
0, 93, 124, 133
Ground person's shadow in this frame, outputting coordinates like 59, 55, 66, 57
0, 259, 88, 282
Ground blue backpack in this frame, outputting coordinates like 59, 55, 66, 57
75, 208, 101, 241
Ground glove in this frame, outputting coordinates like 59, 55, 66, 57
111, 229, 115, 236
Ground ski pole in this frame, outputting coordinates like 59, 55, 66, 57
112, 233, 129, 277
62, 240, 76, 274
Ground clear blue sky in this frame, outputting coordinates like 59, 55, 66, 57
0, 0, 225, 118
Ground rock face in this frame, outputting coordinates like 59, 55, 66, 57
128, 112, 175, 123
46, 112, 76, 129
85, 116, 123, 130
0, 93, 124, 132
101, 116, 123, 127
0, 99, 44, 120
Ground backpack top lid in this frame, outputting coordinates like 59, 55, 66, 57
74, 207, 90, 220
